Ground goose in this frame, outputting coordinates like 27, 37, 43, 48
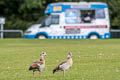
29, 52, 47, 78
53, 52, 73, 77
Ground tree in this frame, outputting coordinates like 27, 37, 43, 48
1, 0, 46, 30
108, 0, 120, 29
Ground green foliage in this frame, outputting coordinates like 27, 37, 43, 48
5, 15, 33, 30
108, 0, 120, 29
0, 0, 45, 31
0, 39, 120, 80
20, 0, 44, 10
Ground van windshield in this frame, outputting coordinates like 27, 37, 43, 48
36, 16, 48, 24
37, 15, 59, 27
36, 15, 50, 27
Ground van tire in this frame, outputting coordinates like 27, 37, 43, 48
88, 34, 99, 39
36, 34, 47, 39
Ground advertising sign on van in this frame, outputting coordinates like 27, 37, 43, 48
53, 6, 62, 12
65, 9, 78, 24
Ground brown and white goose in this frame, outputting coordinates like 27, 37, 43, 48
53, 52, 73, 77
29, 52, 47, 78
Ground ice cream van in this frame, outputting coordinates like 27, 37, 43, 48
24, 2, 111, 39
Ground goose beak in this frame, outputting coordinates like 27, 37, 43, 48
45, 54, 47, 56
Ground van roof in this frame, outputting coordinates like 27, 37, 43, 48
45, 2, 108, 14
50, 2, 107, 6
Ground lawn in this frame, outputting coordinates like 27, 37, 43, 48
0, 39, 120, 80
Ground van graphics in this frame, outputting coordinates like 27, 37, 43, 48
24, 32, 110, 39
65, 9, 79, 24
64, 25, 107, 29
65, 29, 80, 34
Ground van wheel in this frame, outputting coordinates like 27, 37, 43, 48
88, 34, 99, 39
37, 34, 47, 39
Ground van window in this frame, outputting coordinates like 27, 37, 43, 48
43, 15, 59, 27
51, 15, 59, 24
95, 9, 105, 19
45, 16, 51, 26
81, 10, 95, 23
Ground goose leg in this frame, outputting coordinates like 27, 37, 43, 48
39, 71, 42, 77
32, 71, 34, 79
63, 70, 65, 77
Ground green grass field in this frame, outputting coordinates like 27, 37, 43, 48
0, 39, 120, 80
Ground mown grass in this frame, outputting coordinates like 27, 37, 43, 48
0, 39, 120, 80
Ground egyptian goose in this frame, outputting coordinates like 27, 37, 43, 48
53, 52, 73, 77
29, 52, 47, 78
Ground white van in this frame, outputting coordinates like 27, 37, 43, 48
24, 2, 111, 39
